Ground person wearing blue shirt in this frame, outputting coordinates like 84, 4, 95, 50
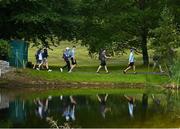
123, 48, 136, 74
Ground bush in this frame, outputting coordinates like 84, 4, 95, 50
0, 39, 11, 61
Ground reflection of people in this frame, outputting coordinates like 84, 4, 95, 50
96, 49, 111, 73
142, 93, 148, 111
151, 94, 160, 106
62, 96, 77, 121
34, 96, 51, 119
124, 95, 135, 118
97, 94, 111, 118
152, 54, 164, 73
123, 48, 136, 74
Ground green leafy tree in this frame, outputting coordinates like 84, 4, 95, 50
150, 7, 180, 74
78, 0, 166, 65
0, 39, 11, 61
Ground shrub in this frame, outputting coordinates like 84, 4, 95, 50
0, 39, 11, 61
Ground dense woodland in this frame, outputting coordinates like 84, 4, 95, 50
0, 0, 179, 65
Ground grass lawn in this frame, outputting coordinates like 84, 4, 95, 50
26, 41, 169, 85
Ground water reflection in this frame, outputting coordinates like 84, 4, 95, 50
97, 94, 111, 118
61, 95, 76, 121
124, 95, 135, 118
0, 90, 180, 128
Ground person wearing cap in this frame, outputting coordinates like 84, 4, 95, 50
60, 47, 71, 72
123, 48, 136, 74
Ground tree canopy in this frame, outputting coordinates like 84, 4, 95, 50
0, 0, 179, 64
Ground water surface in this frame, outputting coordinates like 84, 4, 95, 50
0, 88, 180, 128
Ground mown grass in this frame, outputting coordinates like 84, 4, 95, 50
25, 66, 168, 84
27, 41, 169, 84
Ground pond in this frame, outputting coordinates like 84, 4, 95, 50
0, 88, 180, 128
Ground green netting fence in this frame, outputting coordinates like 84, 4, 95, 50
9, 40, 28, 68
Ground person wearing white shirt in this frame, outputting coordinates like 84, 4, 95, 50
123, 48, 136, 74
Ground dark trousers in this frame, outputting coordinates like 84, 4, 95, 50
63, 60, 71, 71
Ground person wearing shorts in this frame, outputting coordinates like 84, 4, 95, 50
42, 48, 52, 72
60, 47, 71, 72
69, 46, 77, 73
123, 48, 136, 74
96, 49, 111, 73
33, 48, 42, 69
152, 54, 164, 73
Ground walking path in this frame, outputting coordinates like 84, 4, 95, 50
126, 72, 168, 75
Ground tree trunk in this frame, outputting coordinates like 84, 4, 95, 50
141, 31, 149, 65
138, 0, 149, 65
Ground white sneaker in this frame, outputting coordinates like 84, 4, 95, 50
68, 71, 72, 73
36, 68, 40, 71
48, 69, 52, 72
60, 68, 63, 72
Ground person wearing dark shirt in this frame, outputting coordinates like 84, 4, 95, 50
97, 94, 111, 118
96, 49, 111, 73
42, 48, 52, 72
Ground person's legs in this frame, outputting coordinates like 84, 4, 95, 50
33, 60, 38, 69
69, 58, 76, 72
38, 60, 43, 69
124, 66, 132, 73
133, 65, 136, 73
97, 65, 102, 73
153, 62, 157, 71
104, 66, 109, 73
67, 60, 71, 72
33, 63, 37, 69
158, 65, 164, 73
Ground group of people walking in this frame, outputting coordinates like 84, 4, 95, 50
33, 48, 52, 72
33, 47, 164, 74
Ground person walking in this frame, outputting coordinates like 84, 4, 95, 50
152, 54, 164, 73
60, 47, 71, 72
123, 48, 136, 74
69, 46, 77, 73
42, 48, 52, 72
96, 49, 111, 73
33, 48, 43, 70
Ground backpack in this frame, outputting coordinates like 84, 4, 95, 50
99, 51, 103, 60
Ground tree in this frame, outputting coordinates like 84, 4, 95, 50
150, 7, 180, 74
78, 0, 166, 65
0, 0, 81, 47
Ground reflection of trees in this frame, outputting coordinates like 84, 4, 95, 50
165, 89, 180, 119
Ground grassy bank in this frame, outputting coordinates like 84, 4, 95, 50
2, 41, 167, 86
23, 65, 168, 85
